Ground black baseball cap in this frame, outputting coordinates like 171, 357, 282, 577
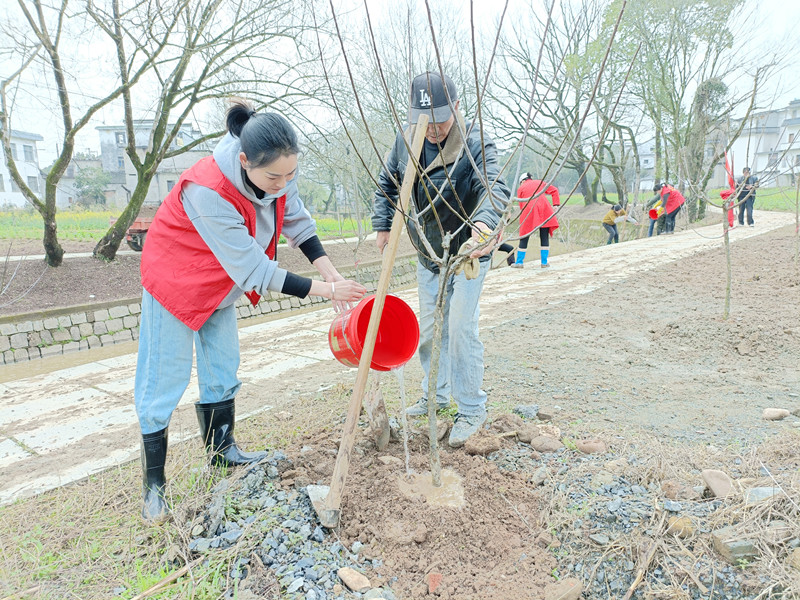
408, 71, 458, 124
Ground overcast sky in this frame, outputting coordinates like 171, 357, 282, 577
5, 0, 800, 166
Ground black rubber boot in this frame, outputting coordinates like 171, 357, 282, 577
506, 251, 516, 266
195, 399, 267, 467
141, 428, 170, 524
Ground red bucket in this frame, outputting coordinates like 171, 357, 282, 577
328, 294, 419, 371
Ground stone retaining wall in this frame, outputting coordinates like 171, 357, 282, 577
0, 256, 417, 364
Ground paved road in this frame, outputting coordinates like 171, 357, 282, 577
0, 213, 793, 504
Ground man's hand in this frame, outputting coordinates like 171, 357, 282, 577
469, 222, 496, 258
376, 231, 390, 254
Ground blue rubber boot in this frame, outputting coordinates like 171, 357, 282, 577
540, 248, 550, 268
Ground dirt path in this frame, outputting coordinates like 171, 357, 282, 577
1, 210, 795, 506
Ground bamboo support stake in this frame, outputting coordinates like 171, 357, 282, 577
129, 557, 203, 600
318, 115, 429, 528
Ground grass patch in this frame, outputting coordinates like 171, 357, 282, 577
0, 381, 352, 600
0, 210, 370, 244
0, 209, 121, 242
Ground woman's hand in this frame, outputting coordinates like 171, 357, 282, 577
328, 276, 366, 313
312, 255, 365, 312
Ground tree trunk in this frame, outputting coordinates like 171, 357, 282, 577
93, 172, 153, 261
576, 166, 593, 205
610, 168, 627, 207
425, 249, 450, 489
42, 208, 64, 267
696, 195, 707, 221
722, 214, 732, 319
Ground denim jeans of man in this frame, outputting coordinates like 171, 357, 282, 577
738, 197, 755, 225
416, 260, 489, 417
135, 289, 242, 434
648, 218, 657, 237
603, 223, 619, 244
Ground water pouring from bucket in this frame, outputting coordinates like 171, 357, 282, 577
328, 294, 419, 371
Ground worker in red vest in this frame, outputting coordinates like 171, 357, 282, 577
653, 182, 686, 234
508, 173, 560, 268
136, 100, 366, 523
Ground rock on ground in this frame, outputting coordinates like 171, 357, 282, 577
701, 469, 733, 498
763, 408, 791, 421
575, 439, 606, 454
337, 567, 371, 592
464, 433, 501, 456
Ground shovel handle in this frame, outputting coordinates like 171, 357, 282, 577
321, 116, 429, 524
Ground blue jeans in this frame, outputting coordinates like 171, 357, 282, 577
648, 218, 656, 237
417, 260, 489, 416
135, 290, 242, 434
603, 223, 619, 244
738, 197, 754, 225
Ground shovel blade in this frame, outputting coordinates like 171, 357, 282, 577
306, 485, 340, 529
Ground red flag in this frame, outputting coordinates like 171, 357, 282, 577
724, 152, 735, 189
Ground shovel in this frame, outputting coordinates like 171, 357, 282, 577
308, 115, 429, 528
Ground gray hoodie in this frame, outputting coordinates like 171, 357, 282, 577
182, 133, 318, 309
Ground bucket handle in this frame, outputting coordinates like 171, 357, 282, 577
339, 310, 360, 361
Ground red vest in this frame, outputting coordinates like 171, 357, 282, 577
141, 156, 286, 330
660, 185, 686, 214
517, 179, 560, 237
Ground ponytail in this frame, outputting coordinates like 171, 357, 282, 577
225, 98, 299, 168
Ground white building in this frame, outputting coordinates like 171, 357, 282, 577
0, 130, 44, 208
96, 121, 212, 206
730, 99, 800, 187
53, 153, 129, 209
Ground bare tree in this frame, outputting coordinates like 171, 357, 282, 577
313, 0, 627, 502
1, 0, 156, 266
490, 0, 608, 205
88, 0, 318, 260
615, 0, 776, 220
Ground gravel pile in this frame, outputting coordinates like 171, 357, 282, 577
488, 445, 777, 599
186, 452, 390, 600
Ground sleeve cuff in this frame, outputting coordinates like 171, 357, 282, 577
281, 272, 313, 298
298, 235, 327, 263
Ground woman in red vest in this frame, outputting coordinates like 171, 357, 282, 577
653, 182, 686, 234
136, 100, 366, 522
508, 173, 559, 268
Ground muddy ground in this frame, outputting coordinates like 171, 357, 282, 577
244, 223, 800, 599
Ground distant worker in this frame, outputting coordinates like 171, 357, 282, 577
645, 195, 664, 237
736, 167, 758, 227
601, 204, 634, 244
508, 174, 559, 268
653, 182, 686, 234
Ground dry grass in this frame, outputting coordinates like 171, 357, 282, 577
538, 425, 800, 599
0, 383, 355, 600
3, 378, 798, 599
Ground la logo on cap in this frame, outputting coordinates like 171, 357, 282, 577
418, 89, 431, 108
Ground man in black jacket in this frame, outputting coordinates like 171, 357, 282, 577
372, 71, 510, 447
737, 167, 758, 227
